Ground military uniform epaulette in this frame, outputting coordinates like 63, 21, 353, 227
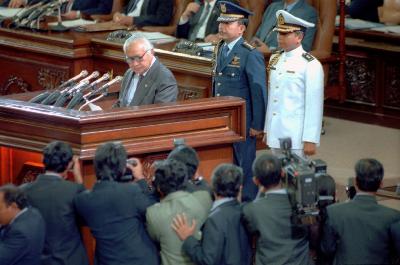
302, 52, 315, 62
242, 41, 255, 50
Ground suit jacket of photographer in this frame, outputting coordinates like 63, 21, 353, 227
182, 199, 251, 265
0, 207, 45, 265
21, 174, 89, 265
176, 0, 221, 40
255, 0, 317, 52
71, 0, 113, 15
321, 194, 400, 265
242, 192, 311, 265
74, 179, 160, 265
146, 190, 212, 265
115, 59, 178, 107
124, 0, 173, 27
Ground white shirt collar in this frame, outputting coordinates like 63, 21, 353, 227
210, 197, 235, 211
136, 56, 156, 77
225, 36, 242, 53
265, 188, 288, 195
284, 45, 304, 58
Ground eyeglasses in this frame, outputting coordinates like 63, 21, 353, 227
125, 49, 151, 64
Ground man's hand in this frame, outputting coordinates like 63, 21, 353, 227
113, 13, 133, 26
204, 33, 221, 43
181, 2, 201, 22
63, 11, 79, 20
249, 128, 264, 137
126, 158, 145, 181
171, 213, 197, 241
8, 0, 26, 8
71, 155, 83, 184
303, 142, 316, 156
251, 37, 271, 53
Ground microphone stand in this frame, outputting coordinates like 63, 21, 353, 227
50, 0, 68, 32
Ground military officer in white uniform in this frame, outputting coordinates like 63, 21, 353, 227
265, 10, 324, 158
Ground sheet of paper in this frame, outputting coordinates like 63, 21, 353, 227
131, 31, 176, 43
0, 7, 23, 18
49, 19, 96, 28
370, 25, 400, 34
335, 16, 384, 30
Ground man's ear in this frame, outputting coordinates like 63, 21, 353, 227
252, 176, 260, 186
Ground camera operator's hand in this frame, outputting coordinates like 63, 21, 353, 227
303, 142, 316, 156
71, 155, 83, 184
127, 158, 145, 181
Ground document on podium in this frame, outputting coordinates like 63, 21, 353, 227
48, 19, 96, 28
132, 31, 176, 44
335, 16, 384, 30
370, 26, 400, 34
0, 7, 22, 18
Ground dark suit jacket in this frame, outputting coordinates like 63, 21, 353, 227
125, 0, 173, 27
72, 0, 113, 15
182, 199, 251, 265
321, 194, 400, 265
176, 1, 221, 41
74, 180, 159, 265
255, 0, 317, 52
243, 193, 311, 265
22, 174, 89, 265
0, 207, 45, 265
115, 59, 178, 107
346, 0, 383, 23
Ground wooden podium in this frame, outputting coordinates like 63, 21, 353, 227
0, 93, 245, 187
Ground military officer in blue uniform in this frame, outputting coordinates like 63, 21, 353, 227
265, 10, 324, 158
213, 1, 267, 202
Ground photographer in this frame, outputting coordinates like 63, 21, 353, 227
242, 153, 310, 265
321, 158, 400, 265
74, 142, 159, 265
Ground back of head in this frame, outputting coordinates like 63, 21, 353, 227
0, 184, 28, 210
252, 153, 282, 188
167, 145, 199, 179
355, 158, 384, 192
212, 163, 243, 198
94, 142, 127, 181
43, 141, 73, 173
154, 158, 188, 196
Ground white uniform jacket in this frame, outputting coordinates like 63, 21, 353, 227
265, 45, 324, 149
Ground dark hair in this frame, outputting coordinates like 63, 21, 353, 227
355, 158, 384, 192
238, 18, 249, 27
212, 163, 242, 197
94, 142, 127, 181
43, 141, 73, 173
317, 174, 336, 197
252, 154, 282, 188
167, 145, 199, 179
0, 184, 28, 210
154, 159, 188, 195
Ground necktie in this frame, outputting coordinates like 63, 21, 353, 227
188, 2, 211, 41
221, 44, 229, 61
127, 74, 143, 105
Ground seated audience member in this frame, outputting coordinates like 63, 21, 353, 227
74, 142, 159, 265
172, 163, 251, 265
310, 174, 336, 265
167, 144, 211, 194
0, 185, 45, 265
112, 0, 173, 27
176, 0, 237, 42
378, 0, 400, 25
251, 0, 317, 52
243, 154, 311, 265
62, 0, 113, 19
321, 158, 400, 265
21, 141, 89, 265
346, 0, 383, 23
146, 158, 212, 265
113, 33, 178, 107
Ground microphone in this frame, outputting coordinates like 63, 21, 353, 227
58, 70, 88, 89
67, 73, 110, 110
85, 76, 123, 99
29, 91, 51, 103
68, 71, 100, 94
78, 76, 123, 111
83, 73, 110, 99
53, 80, 90, 107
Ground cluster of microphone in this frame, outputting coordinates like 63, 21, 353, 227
29, 70, 123, 111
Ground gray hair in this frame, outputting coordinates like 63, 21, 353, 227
123, 33, 154, 54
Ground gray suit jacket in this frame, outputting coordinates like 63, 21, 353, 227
116, 59, 178, 107
321, 194, 400, 265
243, 193, 310, 265
146, 190, 212, 265
255, 0, 317, 51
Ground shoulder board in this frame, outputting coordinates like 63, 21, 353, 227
242, 41, 255, 51
302, 52, 315, 62
273, 49, 284, 54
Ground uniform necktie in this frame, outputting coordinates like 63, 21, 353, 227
188, 2, 211, 41
221, 44, 229, 60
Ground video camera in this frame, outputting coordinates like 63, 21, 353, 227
276, 138, 327, 226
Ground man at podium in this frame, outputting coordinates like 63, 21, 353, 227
113, 33, 178, 107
